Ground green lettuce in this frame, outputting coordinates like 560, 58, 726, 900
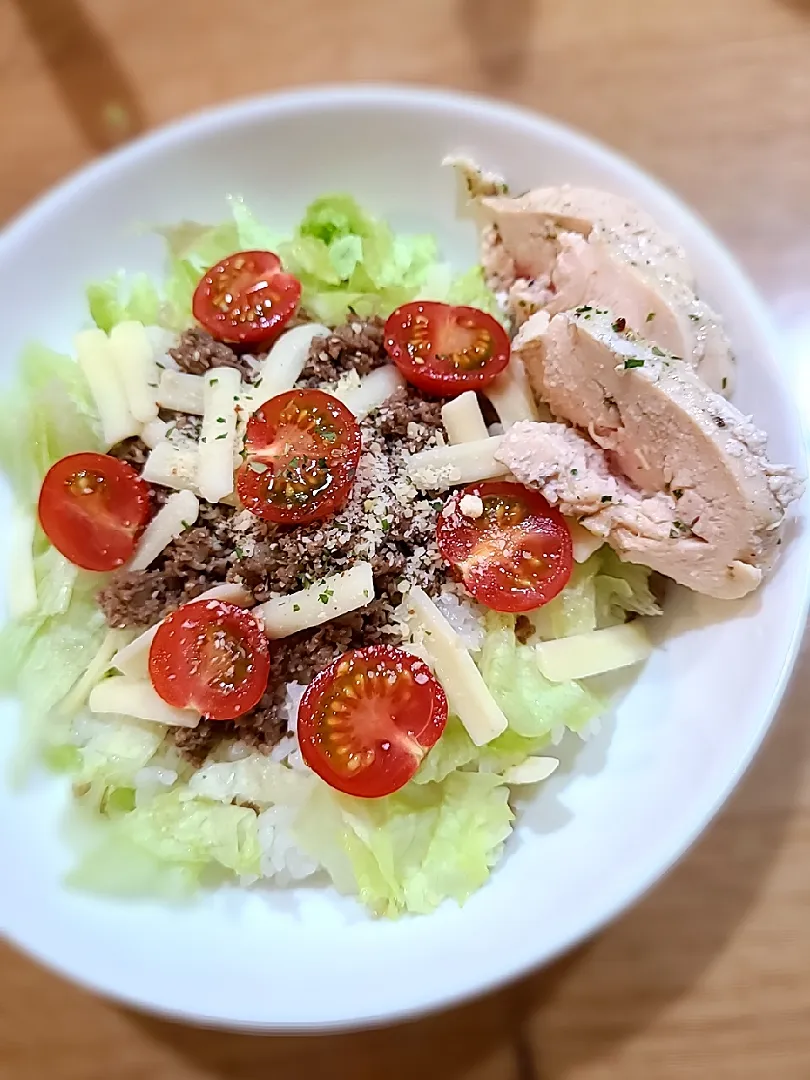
68, 791, 262, 898
478, 613, 602, 738
0, 344, 100, 505
294, 772, 513, 917
595, 548, 661, 626
86, 193, 502, 334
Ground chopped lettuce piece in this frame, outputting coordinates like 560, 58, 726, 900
595, 548, 661, 626
69, 791, 261, 897
0, 344, 100, 505
446, 266, 505, 322
294, 772, 513, 917
529, 555, 600, 640
87, 273, 162, 333
478, 613, 602, 738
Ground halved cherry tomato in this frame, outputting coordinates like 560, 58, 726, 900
297, 645, 448, 799
437, 481, 573, 612
149, 599, 270, 720
236, 389, 361, 524
192, 250, 301, 345
384, 301, 510, 396
37, 452, 153, 572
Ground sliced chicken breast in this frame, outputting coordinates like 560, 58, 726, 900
495, 310, 801, 599
476, 182, 734, 395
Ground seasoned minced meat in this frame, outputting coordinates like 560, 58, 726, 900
98, 515, 235, 628
169, 327, 255, 380
374, 386, 443, 440
299, 316, 387, 385
109, 437, 150, 470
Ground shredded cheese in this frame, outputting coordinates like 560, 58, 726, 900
534, 621, 652, 682
441, 391, 489, 444
405, 585, 508, 746
483, 357, 540, 429
502, 757, 559, 784
156, 370, 205, 415
109, 321, 160, 423
142, 441, 200, 495
334, 365, 405, 420
198, 367, 241, 503
89, 677, 200, 728
245, 323, 331, 412
256, 563, 375, 639
75, 328, 140, 447
128, 490, 200, 571
141, 418, 169, 449
407, 436, 508, 490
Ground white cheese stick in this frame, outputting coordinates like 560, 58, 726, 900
198, 367, 241, 503
75, 328, 140, 447
110, 582, 255, 679
157, 370, 206, 415
483, 357, 540, 429
334, 365, 405, 420
128, 490, 200, 571
7, 509, 37, 618
407, 436, 508, 490
89, 677, 200, 728
568, 519, 604, 563
256, 563, 375, 640
405, 585, 508, 746
534, 621, 652, 683
245, 323, 330, 412
142, 441, 200, 495
502, 757, 559, 785
109, 321, 160, 423
141, 418, 169, 449
441, 391, 489, 444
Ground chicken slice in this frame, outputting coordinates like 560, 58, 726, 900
495, 311, 802, 599
475, 182, 734, 395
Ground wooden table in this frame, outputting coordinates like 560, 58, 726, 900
2, 0, 810, 1076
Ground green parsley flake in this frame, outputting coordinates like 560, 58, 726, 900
601, 495, 612, 503
624, 357, 645, 369
651, 346, 665, 357
646, 312, 656, 322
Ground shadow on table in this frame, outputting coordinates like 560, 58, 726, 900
9, 0, 144, 150
524, 639, 810, 1077
458, 0, 539, 88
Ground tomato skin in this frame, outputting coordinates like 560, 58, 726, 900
192, 250, 301, 346
149, 600, 270, 720
37, 452, 153, 572
236, 389, 362, 525
297, 645, 448, 799
437, 481, 573, 612
384, 301, 510, 397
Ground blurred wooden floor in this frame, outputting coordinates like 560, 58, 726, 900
2, 0, 810, 1077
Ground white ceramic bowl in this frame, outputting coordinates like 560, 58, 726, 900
0, 86, 807, 1032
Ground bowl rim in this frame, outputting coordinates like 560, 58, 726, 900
1, 83, 809, 1031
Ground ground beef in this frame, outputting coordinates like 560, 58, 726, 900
109, 437, 150, 470
515, 614, 534, 644
298, 316, 387, 385
97, 513, 236, 628
374, 386, 443, 444
169, 327, 255, 380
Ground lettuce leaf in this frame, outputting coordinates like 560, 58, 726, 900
87, 273, 162, 333
68, 790, 261, 897
478, 613, 602, 738
595, 548, 661, 626
0, 344, 100, 505
294, 772, 513, 917
528, 555, 600, 640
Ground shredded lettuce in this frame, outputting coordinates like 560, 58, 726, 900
0, 344, 100, 505
478, 613, 603, 738
86, 194, 501, 333
69, 790, 262, 897
595, 548, 661, 625
294, 772, 513, 917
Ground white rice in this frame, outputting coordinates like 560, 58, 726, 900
256, 804, 319, 884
